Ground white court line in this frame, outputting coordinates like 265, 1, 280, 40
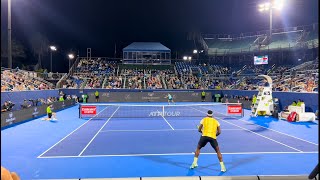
189, 107, 304, 152
198, 106, 319, 146
37, 106, 110, 158
238, 119, 319, 146
99, 128, 243, 132
37, 151, 318, 159
160, 114, 175, 130
78, 106, 120, 156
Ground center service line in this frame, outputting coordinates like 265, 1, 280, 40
78, 106, 120, 156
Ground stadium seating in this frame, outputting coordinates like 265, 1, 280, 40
1, 69, 54, 92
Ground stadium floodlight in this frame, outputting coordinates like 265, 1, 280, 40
49, 45, 57, 72
258, 0, 284, 38
273, 0, 284, 10
183, 56, 188, 60
68, 53, 75, 70
193, 50, 198, 54
68, 54, 74, 59
50, 46, 57, 51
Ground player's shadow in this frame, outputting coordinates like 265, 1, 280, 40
140, 155, 259, 176
140, 156, 212, 176
198, 155, 260, 174
244, 116, 277, 131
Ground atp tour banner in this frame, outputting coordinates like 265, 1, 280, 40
85, 91, 212, 103
1, 100, 75, 128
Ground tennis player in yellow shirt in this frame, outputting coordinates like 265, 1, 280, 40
190, 110, 226, 172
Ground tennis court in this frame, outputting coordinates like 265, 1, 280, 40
1, 102, 318, 179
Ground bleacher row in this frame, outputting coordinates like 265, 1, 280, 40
1, 68, 54, 92
206, 30, 318, 55
1, 58, 318, 92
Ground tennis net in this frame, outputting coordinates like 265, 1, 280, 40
79, 103, 243, 119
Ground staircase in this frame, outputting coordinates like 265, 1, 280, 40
266, 64, 276, 75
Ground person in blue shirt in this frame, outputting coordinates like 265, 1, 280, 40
166, 93, 175, 105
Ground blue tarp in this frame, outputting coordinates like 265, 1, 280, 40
123, 42, 171, 52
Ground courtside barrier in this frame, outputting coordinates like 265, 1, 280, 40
1, 90, 59, 111
1, 100, 75, 128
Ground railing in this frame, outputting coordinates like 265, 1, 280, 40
102, 76, 108, 88
202, 23, 318, 39
56, 73, 68, 88
123, 76, 127, 88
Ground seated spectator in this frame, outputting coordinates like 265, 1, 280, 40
1, 101, 11, 112
21, 99, 31, 109
296, 99, 304, 106
291, 101, 297, 106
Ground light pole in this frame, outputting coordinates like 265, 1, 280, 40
8, 0, 12, 68
258, 0, 284, 39
193, 49, 199, 62
68, 53, 75, 70
49, 46, 57, 72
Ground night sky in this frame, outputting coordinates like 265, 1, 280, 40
1, 0, 318, 72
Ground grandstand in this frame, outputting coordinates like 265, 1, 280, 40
1, 57, 318, 92
203, 24, 318, 56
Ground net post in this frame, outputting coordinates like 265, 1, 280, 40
79, 104, 81, 119
241, 103, 244, 117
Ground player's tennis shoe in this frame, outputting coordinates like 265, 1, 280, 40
190, 163, 198, 169
220, 166, 226, 172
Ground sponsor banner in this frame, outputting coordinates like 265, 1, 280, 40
81, 106, 97, 115
1, 100, 75, 128
227, 105, 242, 115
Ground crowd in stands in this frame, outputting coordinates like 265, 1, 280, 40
76, 58, 117, 74
105, 76, 123, 89
1, 69, 53, 92
1, 58, 318, 92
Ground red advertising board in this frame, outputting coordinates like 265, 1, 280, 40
227, 105, 242, 115
81, 106, 97, 115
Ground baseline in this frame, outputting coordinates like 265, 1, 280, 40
38, 151, 318, 159
99, 128, 243, 132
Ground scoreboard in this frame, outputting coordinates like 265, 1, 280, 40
254, 55, 268, 65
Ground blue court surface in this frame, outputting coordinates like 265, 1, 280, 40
1, 102, 318, 179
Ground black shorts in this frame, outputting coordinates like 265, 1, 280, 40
48, 113, 52, 118
201, 96, 205, 99
198, 136, 218, 150
95, 96, 99, 99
